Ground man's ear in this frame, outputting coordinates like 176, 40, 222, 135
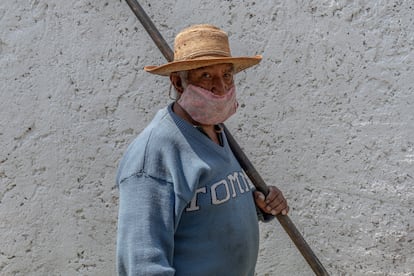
170, 73, 184, 94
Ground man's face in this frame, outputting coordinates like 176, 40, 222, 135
186, 63, 234, 96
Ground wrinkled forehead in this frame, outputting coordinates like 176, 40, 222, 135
188, 63, 234, 73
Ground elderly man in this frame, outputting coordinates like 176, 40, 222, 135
116, 24, 289, 276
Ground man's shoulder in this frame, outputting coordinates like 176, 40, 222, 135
116, 106, 184, 184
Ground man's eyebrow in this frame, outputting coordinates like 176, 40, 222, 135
226, 65, 235, 72
191, 64, 234, 73
189, 67, 208, 74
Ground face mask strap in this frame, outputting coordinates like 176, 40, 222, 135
169, 83, 177, 101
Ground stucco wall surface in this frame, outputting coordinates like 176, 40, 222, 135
1, 0, 413, 275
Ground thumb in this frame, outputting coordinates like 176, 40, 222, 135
254, 191, 266, 208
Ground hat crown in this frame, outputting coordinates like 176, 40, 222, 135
174, 24, 232, 61
144, 24, 262, 76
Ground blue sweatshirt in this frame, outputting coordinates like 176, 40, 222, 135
116, 104, 260, 275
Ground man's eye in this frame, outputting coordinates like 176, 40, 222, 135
201, 73, 211, 79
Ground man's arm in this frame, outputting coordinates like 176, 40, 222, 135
117, 174, 175, 276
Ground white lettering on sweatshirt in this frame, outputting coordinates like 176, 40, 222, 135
185, 171, 254, 212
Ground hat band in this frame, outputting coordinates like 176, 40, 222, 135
177, 50, 231, 61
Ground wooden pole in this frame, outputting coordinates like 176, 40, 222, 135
223, 125, 329, 276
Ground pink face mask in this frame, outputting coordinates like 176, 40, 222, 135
177, 84, 238, 125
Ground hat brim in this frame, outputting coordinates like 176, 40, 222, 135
144, 55, 262, 76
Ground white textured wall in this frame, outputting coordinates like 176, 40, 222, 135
1, 0, 413, 275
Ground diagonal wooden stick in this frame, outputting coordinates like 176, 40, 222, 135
124, 0, 330, 275
223, 124, 329, 275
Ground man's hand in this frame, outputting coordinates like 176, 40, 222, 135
254, 186, 289, 216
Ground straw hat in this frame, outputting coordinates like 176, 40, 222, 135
144, 24, 262, 76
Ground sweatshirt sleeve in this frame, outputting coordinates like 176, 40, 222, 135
116, 173, 175, 276
256, 205, 276, 222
